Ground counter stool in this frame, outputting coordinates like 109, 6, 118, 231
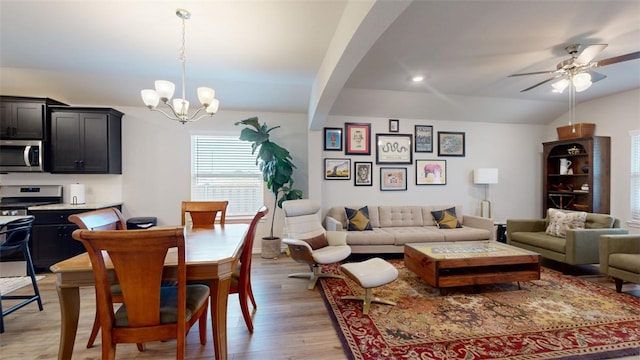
340, 257, 398, 315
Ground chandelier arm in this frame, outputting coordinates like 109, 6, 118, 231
150, 107, 183, 122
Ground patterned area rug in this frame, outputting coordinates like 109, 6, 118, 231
318, 260, 640, 360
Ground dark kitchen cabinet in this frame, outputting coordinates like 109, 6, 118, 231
0, 96, 67, 140
28, 206, 122, 271
50, 107, 123, 174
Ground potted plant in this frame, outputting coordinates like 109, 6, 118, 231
235, 117, 303, 258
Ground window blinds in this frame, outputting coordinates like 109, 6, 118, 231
191, 135, 263, 217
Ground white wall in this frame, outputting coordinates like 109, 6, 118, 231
1, 107, 310, 243
313, 115, 547, 223
546, 88, 640, 234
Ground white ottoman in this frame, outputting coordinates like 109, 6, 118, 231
340, 257, 398, 315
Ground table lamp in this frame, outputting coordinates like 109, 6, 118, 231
474, 168, 499, 218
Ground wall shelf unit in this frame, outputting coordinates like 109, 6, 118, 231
542, 136, 610, 216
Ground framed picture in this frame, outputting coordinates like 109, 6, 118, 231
354, 161, 373, 186
415, 159, 447, 185
323, 127, 342, 151
324, 158, 351, 180
376, 133, 413, 164
345, 123, 371, 155
380, 167, 407, 191
438, 131, 465, 157
389, 119, 399, 132
414, 125, 433, 153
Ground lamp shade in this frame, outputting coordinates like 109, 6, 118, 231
474, 168, 499, 184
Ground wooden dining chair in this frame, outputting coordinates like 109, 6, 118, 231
181, 201, 229, 228
230, 206, 268, 332
68, 207, 127, 348
72, 227, 210, 360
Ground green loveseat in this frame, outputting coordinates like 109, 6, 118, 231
506, 211, 628, 266
599, 234, 640, 292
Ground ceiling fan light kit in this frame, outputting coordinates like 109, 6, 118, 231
140, 9, 220, 124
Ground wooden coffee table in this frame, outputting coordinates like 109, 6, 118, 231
404, 241, 540, 289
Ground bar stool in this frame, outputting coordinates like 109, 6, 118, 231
0, 216, 43, 333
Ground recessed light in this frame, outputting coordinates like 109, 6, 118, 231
412, 76, 424, 82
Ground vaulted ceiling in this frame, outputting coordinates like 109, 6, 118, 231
1, 0, 639, 127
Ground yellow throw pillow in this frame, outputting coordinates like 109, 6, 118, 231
345, 206, 373, 231
545, 209, 587, 238
431, 207, 462, 229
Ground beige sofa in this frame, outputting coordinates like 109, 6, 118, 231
325, 205, 493, 254
507, 211, 627, 266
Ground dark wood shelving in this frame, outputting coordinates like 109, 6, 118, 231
543, 136, 610, 216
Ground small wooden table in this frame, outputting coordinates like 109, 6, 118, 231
404, 241, 540, 289
49, 224, 248, 360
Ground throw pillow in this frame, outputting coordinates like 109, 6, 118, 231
545, 209, 587, 238
345, 206, 373, 231
431, 207, 462, 229
301, 234, 329, 250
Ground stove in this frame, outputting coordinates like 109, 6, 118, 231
0, 185, 63, 215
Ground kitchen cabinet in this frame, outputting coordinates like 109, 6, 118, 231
28, 205, 122, 271
542, 136, 610, 216
50, 107, 123, 174
0, 96, 66, 140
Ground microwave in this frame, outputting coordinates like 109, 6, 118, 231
0, 139, 46, 172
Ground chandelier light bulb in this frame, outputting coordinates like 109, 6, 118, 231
141, 89, 160, 109
197, 87, 215, 107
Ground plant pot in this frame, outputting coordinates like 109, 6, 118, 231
261, 237, 282, 259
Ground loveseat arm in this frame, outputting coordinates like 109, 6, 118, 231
326, 230, 347, 246
599, 234, 640, 274
462, 215, 495, 240
325, 216, 343, 232
565, 228, 629, 265
506, 219, 546, 244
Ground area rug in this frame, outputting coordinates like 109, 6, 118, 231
318, 260, 640, 360
0, 276, 43, 295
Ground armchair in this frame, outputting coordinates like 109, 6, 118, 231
599, 234, 640, 292
282, 199, 351, 290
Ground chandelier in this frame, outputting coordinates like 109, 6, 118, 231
141, 9, 219, 124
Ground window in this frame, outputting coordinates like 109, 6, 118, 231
631, 130, 640, 227
191, 135, 263, 218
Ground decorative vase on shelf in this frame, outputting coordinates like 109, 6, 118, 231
581, 165, 589, 174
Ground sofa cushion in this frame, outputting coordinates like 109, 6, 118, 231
441, 226, 491, 241
378, 206, 423, 227
344, 228, 396, 246
511, 232, 566, 253
545, 209, 587, 238
585, 213, 615, 229
382, 227, 445, 245
327, 206, 380, 229
431, 207, 462, 229
345, 206, 373, 231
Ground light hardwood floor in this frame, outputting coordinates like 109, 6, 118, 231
0, 254, 638, 359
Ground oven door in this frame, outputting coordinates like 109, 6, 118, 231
0, 140, 45, 172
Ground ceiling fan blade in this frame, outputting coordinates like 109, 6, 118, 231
575, 44, 607, 64
520, 75, 564, 92
509, 70, 557, 77
595, 51, 640, 67
587, 70, 607, 83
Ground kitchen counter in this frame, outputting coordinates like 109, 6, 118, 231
28, 202, 123, 211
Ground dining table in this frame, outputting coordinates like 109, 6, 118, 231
49, 223, 249, 360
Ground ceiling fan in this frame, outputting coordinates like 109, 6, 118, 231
509, 44, 640, 93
